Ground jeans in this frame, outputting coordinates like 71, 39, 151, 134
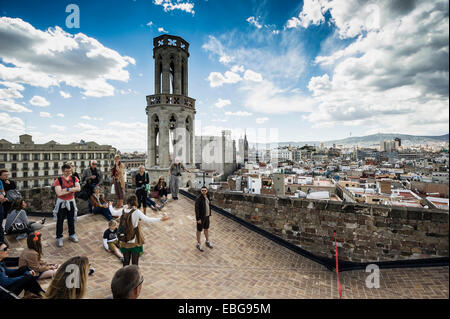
56, 204, 75, 239
4, 266, 44, 297
93, 207, 113, 221
170, 175, 180, 198
146, 197, 157, 207
136, 189, 147, 208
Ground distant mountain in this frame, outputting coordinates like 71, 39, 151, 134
250, 133, 449, 148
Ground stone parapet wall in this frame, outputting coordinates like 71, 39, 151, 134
189, 189, 449, 263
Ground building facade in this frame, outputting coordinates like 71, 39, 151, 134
0, 134, 116, 189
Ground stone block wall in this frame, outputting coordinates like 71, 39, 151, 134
189, 189, 449, 263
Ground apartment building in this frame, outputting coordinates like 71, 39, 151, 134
0, 134, 116, 189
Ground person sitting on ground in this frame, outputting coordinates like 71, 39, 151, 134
18, 232, 59, 280
5, 199, 45, 240
154, 176, 168, 203
44, 256, 90, 299
109, 195, 170, 267
0, 241, 45, 299
146, 195, 163, 212
103, 220, 124, 263
90, 186, 114, 221
110, 264, 143, 299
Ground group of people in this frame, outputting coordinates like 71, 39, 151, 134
1, 239, 144, 299
0, 155, 215, 299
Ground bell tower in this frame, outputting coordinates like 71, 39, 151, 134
146, 35, 196, 187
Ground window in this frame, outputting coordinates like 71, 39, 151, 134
34, 180, 39, 188
0, 163, 4, 169
80, 153, 86, 159
22, 153, 29, 161
53, 162, 59, 169
23, 163, 28, 170
34, 171, 39, 177
44, 179, 49, 186
54, 170, 59, 176
11, 163, 17, 171
0, 153, 7, 161
23, 172, 28, 178
12, 172, 17, 178
34, 162, 39, 170
11, 154, 17, 161
33, 153, 40, 161
52, 153, 60, 160
23, 181, 28, 189
44, 171, 49, 176
63, 153, 69, 161
44, 162, 49, 169
71, 153, 77, 160
43, 153, 50, 160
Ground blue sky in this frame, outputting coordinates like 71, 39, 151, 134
0, 0, 448, 151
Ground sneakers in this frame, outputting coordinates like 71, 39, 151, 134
56, 237, 63, 247
119, 257, 124, 263
16, 233, 27, 240
205, 241, 213, 249
69, 234, 79, 243
196, 242, 204, 252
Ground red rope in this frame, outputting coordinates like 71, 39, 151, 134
334, 231, 342, 299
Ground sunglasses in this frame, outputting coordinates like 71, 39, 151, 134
1, 246, 9, 252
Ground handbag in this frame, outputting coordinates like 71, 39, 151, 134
152, 190, 159, 198
5, 189, 22, 202
7, 211, 30, 235
111, 184, 115, 195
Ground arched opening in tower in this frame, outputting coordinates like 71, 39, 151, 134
169, 59, 175, 95
181, 58, 185, 96
169, 114, 177, 160
185, 116, 191, 165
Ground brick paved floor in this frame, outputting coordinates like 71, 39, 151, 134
6, 194, 449, 299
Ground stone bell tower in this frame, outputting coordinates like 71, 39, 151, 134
146, 35, 196, 187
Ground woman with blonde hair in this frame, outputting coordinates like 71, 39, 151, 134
111, 155, 125, 208
44, 256, 90, 299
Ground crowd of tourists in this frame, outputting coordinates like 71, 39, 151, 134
0, 155, 213, 299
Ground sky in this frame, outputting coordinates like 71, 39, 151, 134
0, 0, 448, 152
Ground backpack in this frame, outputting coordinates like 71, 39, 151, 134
57, 176, 76, 191
118, 209, 136, 243
5, 189, 22, 202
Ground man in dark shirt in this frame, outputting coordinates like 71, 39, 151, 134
135, 166, 149, 214
82, 160, 103, 213
0, 170, 17, 216
194, 186, 213, 252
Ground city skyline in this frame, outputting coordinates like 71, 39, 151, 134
0, 0, 449, 152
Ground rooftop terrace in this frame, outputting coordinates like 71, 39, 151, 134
7, 194, 449, 299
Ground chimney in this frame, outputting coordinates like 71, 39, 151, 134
19, 134, 33, 144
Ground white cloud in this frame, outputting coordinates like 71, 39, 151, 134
225, 111, 253, 117
0, 17, 135, 98
39, 111, 51, 118
0, 112, 25, 139
301, 0, 449, 134
231, 65, 244, 73
0, 99, 31, 112
243, 70, 263, 82
207, 71, 242, 87
285, 0, 328, 29
29, 95, 50, 107
247, 16, 262, 29
153, 0, 195, 15
214, 98, 231, 108
50, 124, 65, 132
158, 27, 169, 33
59, 91, 71, 99
146, 21, 153, 26
211, 119, 227, 123
56, 113, 64, 117
256, 117, 269, 124
81, 115, 91, 120
202, 36, 234, 65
